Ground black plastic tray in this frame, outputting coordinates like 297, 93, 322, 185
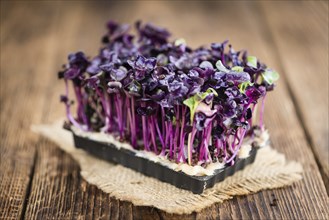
73, 133, 257, 194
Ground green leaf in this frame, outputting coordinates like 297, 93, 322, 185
247, 56, 257, 68
216, 60, 229, 73
183, 96, 198, 122
262, 69, 279, 84
238, 81, 253, 94
206, 88, 218, 96
183, 88, 218, 123
174, 38, 186, 46
200, 88, 218, 99
231, 66, 244, 72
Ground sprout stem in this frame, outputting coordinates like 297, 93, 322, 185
226, 128, 247, 163
64, 80, 87, 131
259, 94, 266, 131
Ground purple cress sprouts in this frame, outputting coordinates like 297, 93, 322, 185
59, 21, 279, 166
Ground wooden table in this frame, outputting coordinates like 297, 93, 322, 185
1, 1, 328, 219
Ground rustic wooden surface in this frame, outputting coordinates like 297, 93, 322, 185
1, 1, 328, 219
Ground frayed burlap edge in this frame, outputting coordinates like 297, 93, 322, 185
31, 120, 303, 214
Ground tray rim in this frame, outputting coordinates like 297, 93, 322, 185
71, 131, 258, 194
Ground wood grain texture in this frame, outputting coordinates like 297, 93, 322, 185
260, 1, 329, 192
1, 1, 328, 219
0, 2, 61, 219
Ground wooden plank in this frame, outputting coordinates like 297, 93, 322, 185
23, 138, 112, 219
16, 2, 113, 220
19, 2, 146, 220
260, 1, 329, 192
0, 2, 61, 219
1, 1, 327, 219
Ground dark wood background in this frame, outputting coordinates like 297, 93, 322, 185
1, 1, 328, 219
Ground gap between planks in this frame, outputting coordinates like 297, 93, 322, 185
20, 149, 38, 220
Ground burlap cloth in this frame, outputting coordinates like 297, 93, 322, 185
31, 120, 303, 214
